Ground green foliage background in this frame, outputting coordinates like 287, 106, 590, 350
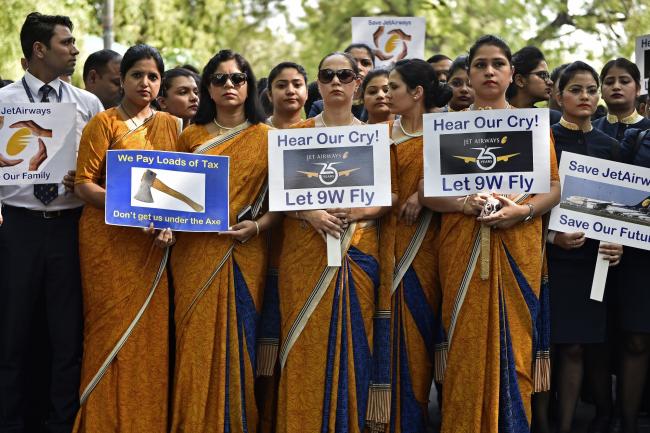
1, 0, 648, 85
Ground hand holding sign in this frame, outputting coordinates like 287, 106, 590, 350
477, 194, 529, 229
553, 231, 586, 250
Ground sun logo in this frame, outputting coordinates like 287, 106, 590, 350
371, 27, 412, 62
6, 128, 31, 156
501, 136, 508, 144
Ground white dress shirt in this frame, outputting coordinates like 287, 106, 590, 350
0, 70, 104, 211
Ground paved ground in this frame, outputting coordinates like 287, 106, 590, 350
426, 385, 650, 433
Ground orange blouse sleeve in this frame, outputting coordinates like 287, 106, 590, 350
75, 112, 112, 185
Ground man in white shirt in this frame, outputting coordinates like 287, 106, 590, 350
0, 12, 103, 433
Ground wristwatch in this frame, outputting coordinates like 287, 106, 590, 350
523, 203, 535, 222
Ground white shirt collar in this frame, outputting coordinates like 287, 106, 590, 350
23, 70, 63, 101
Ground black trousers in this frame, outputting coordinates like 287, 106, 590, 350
0, 206, 83, 433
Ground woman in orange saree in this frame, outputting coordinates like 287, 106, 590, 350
169, 50, 277, 433
419, 35, 560, 433
73, 44, 181, 432
385, 59, 451, 432
276, 52, 396, 433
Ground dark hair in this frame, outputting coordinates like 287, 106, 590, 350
600, 58, 641, 87
448, 55, 469, 79
178, 64, 199, 74
550, 63, 570, 86
557, 61, 599, 93
506, 46, 546, 98
467, 35, 512, 68
159, 67, 200, 97
317, 52, 360, 74
194, 49, 265, 125
393, 58, 452, 110
83, 49, 121, 80
20, 12, 74, 60
260, 88, 273, 117
361, 69, 389, 95
305, 81, 321, 116
120, 44, 164, 78
257, 77, 268, 94
0, 79, 13, 89
268, 62, 308, 88
344, 43, 375, 66
427, 54, 451, 64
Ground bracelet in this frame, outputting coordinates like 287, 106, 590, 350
461, 195, 470, 214
523, 203, 535, 222
254, 220, 260, 236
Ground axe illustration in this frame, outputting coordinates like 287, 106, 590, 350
134, 169, 204, 212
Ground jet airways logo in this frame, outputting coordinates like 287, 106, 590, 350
440, 131, 533, 175
297, 162, 360, 186
284, 146, 374, 189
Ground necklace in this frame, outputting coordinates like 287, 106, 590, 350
320, 112, 355, 127
469, 102, 512, 110
121, 104, 153, 130
399, 118, 423, 137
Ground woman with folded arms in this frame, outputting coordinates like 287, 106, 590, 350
73, 44, 180, 432
169, 49, 278, 432
419, 35, 560, 432
276, 51, 396, 433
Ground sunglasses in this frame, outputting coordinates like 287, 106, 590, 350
528, 71, 551, 81
318, 69, 357, 84
210, 72, 248, 87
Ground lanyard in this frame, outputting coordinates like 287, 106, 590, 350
22, 77, 63, 103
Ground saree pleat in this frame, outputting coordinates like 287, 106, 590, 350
73, 110, 180, 432
277, 221, 378, 433
170, 123, 269, 433
390, 134, 440, 433
438, 141, 558, 433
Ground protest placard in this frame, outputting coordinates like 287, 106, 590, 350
105, 149, 229, 232
0, 103, 76, 185
351, 17, 425, 67
635, 34, 650, 96
549, 152, 650, 249
422, 108, 551, 196
269, 124, 392, 266
549, 152, 650, 301
268, 124, 392, 211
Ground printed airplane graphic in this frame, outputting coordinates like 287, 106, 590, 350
297, 162, 361, 178
452, 146, 520, 163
